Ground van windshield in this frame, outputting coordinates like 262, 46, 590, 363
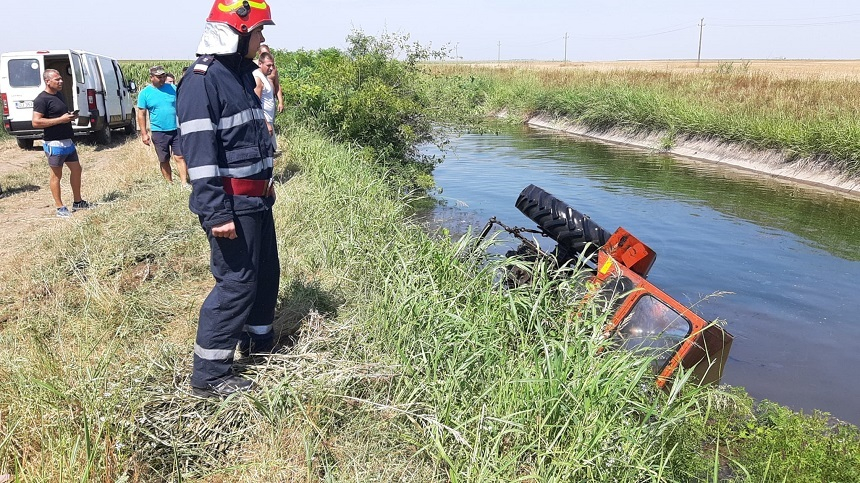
7, 59, 42, 87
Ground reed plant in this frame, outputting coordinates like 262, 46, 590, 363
426, 64, 860, 176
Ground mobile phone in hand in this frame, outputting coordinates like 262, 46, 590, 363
69, 110, 79, 116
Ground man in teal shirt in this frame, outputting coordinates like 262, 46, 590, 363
137, 65, 188, 184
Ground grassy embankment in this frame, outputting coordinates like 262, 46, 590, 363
426, 62, 860, 177
0, 52, 858, 480
0, 120, 697, 481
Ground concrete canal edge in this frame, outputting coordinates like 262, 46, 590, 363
521, 114, 860, 199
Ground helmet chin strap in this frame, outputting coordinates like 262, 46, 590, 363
237, 33, 252, 58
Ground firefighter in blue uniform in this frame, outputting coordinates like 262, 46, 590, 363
177, 0, 278, 398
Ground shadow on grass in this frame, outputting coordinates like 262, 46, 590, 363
273, 277, 342, 348
100, 190, 130, 203
274, 156, 300, 184
0, 184, 40, 198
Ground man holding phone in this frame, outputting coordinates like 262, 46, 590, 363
32, 69, 90, 218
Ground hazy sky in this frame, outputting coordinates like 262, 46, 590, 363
3, 1, 860, 61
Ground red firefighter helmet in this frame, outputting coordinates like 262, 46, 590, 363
207, 0, 274, 34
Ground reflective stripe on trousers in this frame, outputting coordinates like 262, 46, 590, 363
191, 208, 280, 387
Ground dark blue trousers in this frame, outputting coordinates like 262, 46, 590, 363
191, 209, 280, 388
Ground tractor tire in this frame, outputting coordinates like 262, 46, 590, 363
16, 138, 34, 150
515, 184, 610, 258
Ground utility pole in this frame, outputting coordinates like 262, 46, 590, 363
498, 41, 501, 62
697, 18, 705, 67
564, 32, 569, 63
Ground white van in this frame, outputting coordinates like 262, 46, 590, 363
0, 50, 137, 149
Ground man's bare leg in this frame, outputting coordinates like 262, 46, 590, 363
159, 161, 173, 183
67, 161, 83, 203
174, 155, 189, 184
49, 165, 64, 207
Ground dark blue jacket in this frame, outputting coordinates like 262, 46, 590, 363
177, 54, 275, 229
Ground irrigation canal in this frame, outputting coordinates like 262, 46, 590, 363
421, 124, 860, 426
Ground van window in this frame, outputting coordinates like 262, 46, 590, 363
114, 60, 128, 87
71, 54, 84, 84
7, 59, 42, 87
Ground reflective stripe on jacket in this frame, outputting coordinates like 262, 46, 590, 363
177, 54, 275, 229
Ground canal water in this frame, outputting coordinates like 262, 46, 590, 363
422, 124, 860, 425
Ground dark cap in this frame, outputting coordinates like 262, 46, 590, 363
149, 65, 166, 76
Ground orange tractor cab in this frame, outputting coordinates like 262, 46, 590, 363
478, 184, 733, 388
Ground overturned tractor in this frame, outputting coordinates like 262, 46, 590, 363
478, 184, 733, 388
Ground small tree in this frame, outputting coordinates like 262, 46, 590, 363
276, 30, 451, 188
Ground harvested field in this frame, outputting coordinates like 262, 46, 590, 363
452, 59, 860, 80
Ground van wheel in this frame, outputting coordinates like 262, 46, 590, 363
94, 122, 112, 145
515, 184, 610, 259
124, 110, 137, 135
16, 138, 34, 150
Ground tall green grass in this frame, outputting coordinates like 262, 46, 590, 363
2, 120, 857, 481
3, 42, 860, 478
427, 64, 860, 176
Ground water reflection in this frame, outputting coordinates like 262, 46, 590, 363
513, 128, 860, 261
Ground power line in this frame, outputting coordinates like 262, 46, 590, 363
711, 18, 860, 28
498, 36, 565, 48
567, 25, 695, 41
710, 12, 860, 23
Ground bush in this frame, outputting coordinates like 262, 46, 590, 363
274, 31, 450, 188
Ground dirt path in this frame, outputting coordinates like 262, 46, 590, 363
0, 135, 142, 260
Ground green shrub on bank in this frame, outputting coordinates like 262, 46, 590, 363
274, 31, 450, 189
697, 387, 860, 481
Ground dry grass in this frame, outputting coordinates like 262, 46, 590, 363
448, 59, 860, 81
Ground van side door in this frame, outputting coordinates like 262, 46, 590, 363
83, 54, 105, 123
110, 58, 133, 125
96, 56, 123, 126
70, 52, 88, 117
